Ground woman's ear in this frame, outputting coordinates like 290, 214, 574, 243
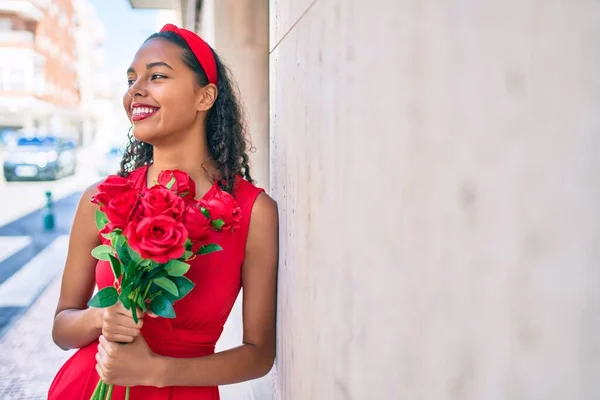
196, 83, 218, 112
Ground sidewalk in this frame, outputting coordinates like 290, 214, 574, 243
0, 276, 74, 399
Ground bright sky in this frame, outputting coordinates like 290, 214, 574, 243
89, 0, 158, 80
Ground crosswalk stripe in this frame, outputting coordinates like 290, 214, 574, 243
0, 236, 32, 264
0, 235, 69, 307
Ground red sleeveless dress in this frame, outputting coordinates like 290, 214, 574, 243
48, 165, 264, 400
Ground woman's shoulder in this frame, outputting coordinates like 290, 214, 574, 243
233, 178, 276, 222
231, 177, 276, 226
233, 176, 265, 205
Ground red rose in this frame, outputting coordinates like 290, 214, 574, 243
105, 190, 140, 229
125, 215, 188, 264
91, 175, 134, 210
200, 190, 241, 231
183, 204, 211, 247
158, 170, 196, 203
141, 186, 185, 221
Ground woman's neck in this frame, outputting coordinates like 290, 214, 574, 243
148, 133, 219, 189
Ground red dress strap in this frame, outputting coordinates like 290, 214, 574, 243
233, 176, 265, 244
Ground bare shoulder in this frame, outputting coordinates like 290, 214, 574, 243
250, 192, 278, 222
247, 192, 278, 240
80, 180, 105, 204
245, 192, 278, 257
74, 181, 104, 220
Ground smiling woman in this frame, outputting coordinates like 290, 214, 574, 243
48, 24, 278, 400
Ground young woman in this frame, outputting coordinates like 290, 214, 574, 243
48, 24, 278, 399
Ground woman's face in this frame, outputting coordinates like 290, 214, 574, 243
123, 38, 201, 145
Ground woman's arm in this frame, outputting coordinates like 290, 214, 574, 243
154, 192, 279, 386
52, 185, 104, 350
53, 184, 160, 352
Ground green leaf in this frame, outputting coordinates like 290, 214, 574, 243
101, 231, 116, 242
88, 287, 119, 308
211, 219, 225, 230
200, 207, 210, 219
119, 285, 133, 304
165, 259, 191, 277
140, 259, 152, 267
164, 276, 195, 302
91, 245, 113, 261
197, 243, 223, 255
150, 295, 176, 318
153, 277, 179, 297
126, 245, 142, 265
124, 260, 139, 277
108, 254, 122, 278
184, 250, 193, 260
95, 210, 108, 231
172, 276, 195, 299
149, 261, 165, 271
119, 293, 134, 325
166, 174, 176, 190
146, 266, 168, 282
114, 237, 130, 265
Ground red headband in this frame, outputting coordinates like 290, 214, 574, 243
160, 23, 218, 85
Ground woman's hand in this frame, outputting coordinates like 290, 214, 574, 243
101, 301, 144, 343
95, 334, 161, 387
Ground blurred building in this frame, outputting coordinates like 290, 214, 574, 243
72, 0, 106, 147
0, 0, 80, 140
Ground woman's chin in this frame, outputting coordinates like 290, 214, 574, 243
132, 128, 157, 144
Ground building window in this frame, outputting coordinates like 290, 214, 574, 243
34, 55, 45, 96
3, 68, 27, 92
0, 17, 11, 32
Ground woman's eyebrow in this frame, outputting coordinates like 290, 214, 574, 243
127, 61, 174, 74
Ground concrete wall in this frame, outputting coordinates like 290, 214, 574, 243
197, 1, 272, 399
270, 1, 600, 399
199, 0, 270, 190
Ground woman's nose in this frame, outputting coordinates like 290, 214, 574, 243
128, 80, 148, 97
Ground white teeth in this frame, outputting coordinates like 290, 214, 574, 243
132, 107, 157, 116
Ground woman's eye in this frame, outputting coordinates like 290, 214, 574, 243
127, 78, 135, 86
151, 74, 166, 80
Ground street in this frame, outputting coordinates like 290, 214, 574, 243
0, 150, 100, 399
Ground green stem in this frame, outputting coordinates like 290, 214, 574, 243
148, 290, 163, 302
99, 381, 107, 400
125, 386, 131, 400
90, 379, 102, 400
142, 280, 152, 300
131, 290, 139, 323
105, 384, 113, 400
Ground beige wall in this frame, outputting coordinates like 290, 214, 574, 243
271, 0, 600, 399
197, 1, 272, 399
199, 0, 270, 191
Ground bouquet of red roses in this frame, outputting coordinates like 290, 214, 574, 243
88, 170, 240, 400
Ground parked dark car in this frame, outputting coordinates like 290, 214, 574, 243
3, 136, 77, 181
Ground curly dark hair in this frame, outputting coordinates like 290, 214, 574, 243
118, 30, 253, 193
